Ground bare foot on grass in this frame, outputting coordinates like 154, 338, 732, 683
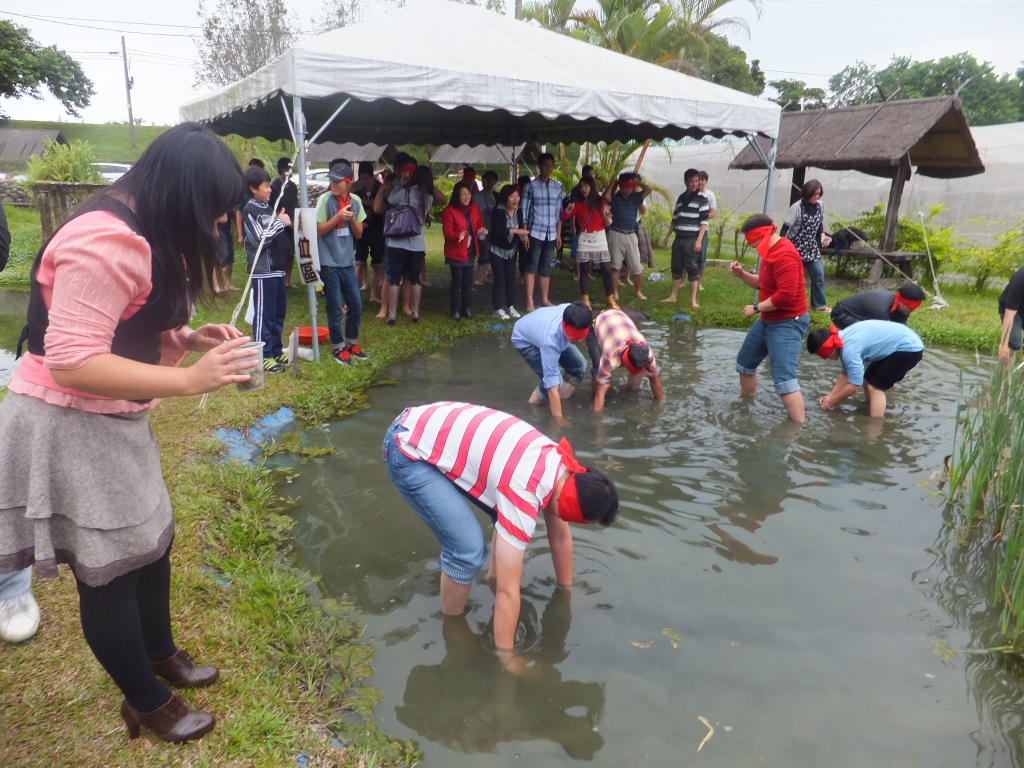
661, 296, 677, 304
636, 293, 647, 301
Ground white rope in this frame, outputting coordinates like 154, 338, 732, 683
908, 179, 948, 310
199, 151, 300, 409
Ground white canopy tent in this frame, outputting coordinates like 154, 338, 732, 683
180, 0, 780, 146
180, 0, 781, 359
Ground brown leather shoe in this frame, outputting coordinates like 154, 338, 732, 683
151, 649, 219, 688
120, 693, 215, 743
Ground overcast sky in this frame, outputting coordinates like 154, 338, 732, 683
2, 0, 1022, 126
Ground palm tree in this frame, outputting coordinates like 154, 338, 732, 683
663, 0, 765, 72
520, 0, 578, 31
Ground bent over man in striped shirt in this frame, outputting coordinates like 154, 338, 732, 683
383, 402, 619, 671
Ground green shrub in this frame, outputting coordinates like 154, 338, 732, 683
642, 202, 672, 245
25, 138, 102, 184
946, 220, 1024, 292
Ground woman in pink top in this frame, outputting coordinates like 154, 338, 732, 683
0, 124, 258, 744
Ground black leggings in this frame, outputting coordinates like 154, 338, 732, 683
490, 254, 517, 310
579, 260, 615, 298
449, 264, 473, 312
76, 545, 177, 713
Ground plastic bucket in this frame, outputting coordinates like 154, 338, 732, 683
298, 326, 329, 345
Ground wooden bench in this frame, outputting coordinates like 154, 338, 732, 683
820, 248, 928, 279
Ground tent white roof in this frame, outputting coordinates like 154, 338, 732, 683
179, 0, 780, 146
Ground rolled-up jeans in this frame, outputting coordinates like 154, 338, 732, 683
0, 568, 32, 601
383, 418, 489, 585
514, 342, 588, 401
735, 314, 810, 396
804, 258, 827, 310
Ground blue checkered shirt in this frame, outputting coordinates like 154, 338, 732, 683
522, 177, 564, 241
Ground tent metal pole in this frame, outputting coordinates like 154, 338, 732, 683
280, 97, 297, 144
305, 98, 352, 148
293, 95, 320, 363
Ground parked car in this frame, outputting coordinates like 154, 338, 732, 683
92, 163, 132, 182
305, 168, 331, 188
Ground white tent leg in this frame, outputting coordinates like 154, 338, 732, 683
293, 96, 320, 362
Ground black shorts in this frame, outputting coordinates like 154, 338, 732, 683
386, 247, 425, 286
355, 230, 385, 266
864, 350, 923, 391
671, 235, 700, 280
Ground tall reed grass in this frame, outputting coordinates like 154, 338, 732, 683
947, 361, 1024, 644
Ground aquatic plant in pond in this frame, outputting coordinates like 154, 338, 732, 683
947, 361, 1024, 645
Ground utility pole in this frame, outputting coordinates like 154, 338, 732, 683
121, 37, 137, 149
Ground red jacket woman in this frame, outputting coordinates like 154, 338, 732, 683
443, 182, 488, 320
442, 188, 486, 263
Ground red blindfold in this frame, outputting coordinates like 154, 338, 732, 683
814, 324, 844, 359
555, 438, 589, 524
744, 224, 775, 260
562, 321, 590, 342
892, 293, 923, 312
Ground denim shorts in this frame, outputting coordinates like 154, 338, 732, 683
382, 417, 489, 585
515, 342, 588, 401
735, 314, 810, 395
524, 238, 556, 277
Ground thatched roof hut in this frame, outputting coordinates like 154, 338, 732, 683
730, 96, 983, 179
729, 97, 984, 266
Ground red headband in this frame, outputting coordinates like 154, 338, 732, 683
621, 340, 646, 375
620, 180, 637, 190
398, 163, 417, 175
562, 321, 590, 342
814, 324, 844, 359
555, 438, 588, 524
744, 225, 775, 260
893, 293, 923, 312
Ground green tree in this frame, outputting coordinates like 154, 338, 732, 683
194, 0, 296, 87
769, 78, 826, 111
828, 53, 1022, 126
0, 21, 93, 120
689, 33, 763, 95
522, 0, 579, 31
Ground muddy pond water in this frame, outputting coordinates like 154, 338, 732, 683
282, 322, 1024, 767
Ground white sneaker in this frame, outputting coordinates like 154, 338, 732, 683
507, 307, 521, 319
0, 592, 40, 644
493, 308, 510, 320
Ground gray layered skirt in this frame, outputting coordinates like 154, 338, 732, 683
0, 392, 174, 587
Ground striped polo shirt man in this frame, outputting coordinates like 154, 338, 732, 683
670, 189, 710, 236
395, 401, 564, 549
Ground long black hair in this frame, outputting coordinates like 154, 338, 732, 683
76, 122, 244, 324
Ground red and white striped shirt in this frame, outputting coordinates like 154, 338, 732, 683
396, 402, 566, 550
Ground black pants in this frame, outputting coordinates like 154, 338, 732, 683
449, 264, 473, 312
491, 254, 517, 310
75, 545, 177, 713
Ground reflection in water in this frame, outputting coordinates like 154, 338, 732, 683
396, 589, 606, 759
915, 507, 1024, 768
285, 328, 1024, 766
0, 289, 28, 387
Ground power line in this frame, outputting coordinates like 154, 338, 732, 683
0, 10, 198, 29
0, 10, 194, 37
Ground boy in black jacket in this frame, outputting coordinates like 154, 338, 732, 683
243, 166, 291, 373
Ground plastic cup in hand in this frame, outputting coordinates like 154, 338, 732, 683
236, 341, 266, 392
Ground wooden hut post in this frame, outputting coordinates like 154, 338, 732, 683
790, 167, 806, 206
870, 154, 912, 282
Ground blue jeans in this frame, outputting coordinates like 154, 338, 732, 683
321, 265, 362, 348
0, 568, 31, 601
805, 259, 827, 310
515, 343, 588, 401
382, 419, 489, 585
525, 238, 557, 277
735, 314, 810, 395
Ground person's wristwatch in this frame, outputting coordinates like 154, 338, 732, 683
752, 303, 761, 313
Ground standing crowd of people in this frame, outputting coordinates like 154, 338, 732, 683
4, 122, 1022, 751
